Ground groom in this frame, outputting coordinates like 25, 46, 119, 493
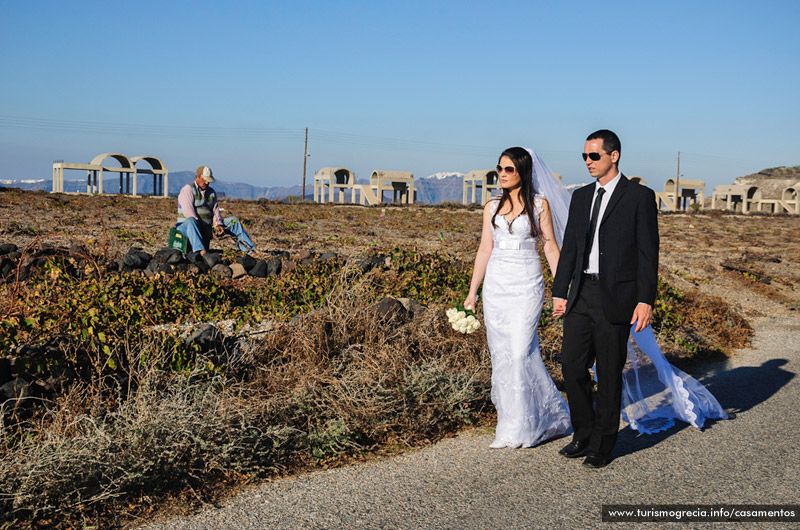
551, 129, 659, 468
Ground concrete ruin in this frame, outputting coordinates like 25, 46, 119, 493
462, 169, 500, 205
628, 176, 646, 186
369, 170, 415, 204
711, 167, 800, 214
712, 182, 800, 214
52, 153, 168, 197
312, 168, 416, 205
313, 167, 356, 203
657, 178, 706, 211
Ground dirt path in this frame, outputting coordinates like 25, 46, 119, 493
137, 313, 798, 530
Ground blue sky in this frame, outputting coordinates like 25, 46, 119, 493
1, 0, 798, 192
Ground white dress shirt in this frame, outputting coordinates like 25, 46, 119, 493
584, 172, 621, 274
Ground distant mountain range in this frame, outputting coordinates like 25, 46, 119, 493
0, 172, 304, 200
0, 172, 476, 204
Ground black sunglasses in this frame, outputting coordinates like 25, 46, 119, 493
496, 165, 517, 175
582, 152, 604, 161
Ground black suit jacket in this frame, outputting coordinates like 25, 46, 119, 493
552, 175, 659, 324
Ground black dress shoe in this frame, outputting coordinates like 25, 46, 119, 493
582, 452, 610, 469
559, 440, 588, 458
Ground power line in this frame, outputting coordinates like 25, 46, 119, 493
0, 115, 303, 141
0, 114, 791, 168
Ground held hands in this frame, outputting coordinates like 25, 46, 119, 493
552, 298, 566, 317
550, 299, 652, 329
630, 303, 653, 332
214, 225, 225, 236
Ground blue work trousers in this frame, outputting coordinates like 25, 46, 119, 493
176, 217, 256, 253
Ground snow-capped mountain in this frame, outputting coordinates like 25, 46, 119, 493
424, 172, 465, 180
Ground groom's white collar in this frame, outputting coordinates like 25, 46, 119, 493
594, 172, 622, 195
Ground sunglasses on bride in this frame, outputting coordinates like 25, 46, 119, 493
582, 152, 604, 161
496, 165, 517, 175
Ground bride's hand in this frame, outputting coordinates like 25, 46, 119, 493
552, 298, 566, 316
463, 294, 477, 312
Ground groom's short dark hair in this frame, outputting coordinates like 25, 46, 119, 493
586, 129, 621, 162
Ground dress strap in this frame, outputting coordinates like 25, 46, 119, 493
533, 194, 545, 229
533, 194, 544, 216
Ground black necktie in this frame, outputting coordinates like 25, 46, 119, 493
583, 187, 605, 269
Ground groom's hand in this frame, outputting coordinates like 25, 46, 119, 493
552, 298, 566, 317
631, 303, 653, 332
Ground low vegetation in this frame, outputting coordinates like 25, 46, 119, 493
1, 192, 785, 529
0, 244, 753, 528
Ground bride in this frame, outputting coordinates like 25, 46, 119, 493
463, 147, 572, 448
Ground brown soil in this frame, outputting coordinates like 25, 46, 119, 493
2, 188, 799, 320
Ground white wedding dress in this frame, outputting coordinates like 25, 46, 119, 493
482, 195, 572, 448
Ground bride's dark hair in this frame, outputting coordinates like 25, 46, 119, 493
491, 147, 539, 238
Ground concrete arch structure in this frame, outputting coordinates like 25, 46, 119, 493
52, 153, 168, 197
131, 156, 169, 197
462, 169, 500, 205
780, 184, 800, 214
313, 167, 356, 203
311, 166, 417, 205
768, 183, 800, 214
659, 178, 706, 211
712, 178, 800, 215
711, 185, 736, 211
88, 153, 135, 195
628, 176, 647, 186
711, 184, 760, 214
369, 170, 415, 204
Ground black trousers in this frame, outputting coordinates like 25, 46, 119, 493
561, 277, 630, 457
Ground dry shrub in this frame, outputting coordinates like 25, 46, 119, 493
0, 266, 492, 528
0, 335, 296, 528
249, 267, 492, 448
679, 289, 753, 351
721, 268, 791, 303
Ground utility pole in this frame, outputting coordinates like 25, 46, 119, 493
675, 151, 681, 211
302, 127, 308, 201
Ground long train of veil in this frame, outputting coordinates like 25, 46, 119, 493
525, 147, 728, 433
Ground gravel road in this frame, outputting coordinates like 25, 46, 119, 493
139, 315, 799, 530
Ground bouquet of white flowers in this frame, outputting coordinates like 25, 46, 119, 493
446, 306, 481, 334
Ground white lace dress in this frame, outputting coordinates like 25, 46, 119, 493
482, 196, 572, 448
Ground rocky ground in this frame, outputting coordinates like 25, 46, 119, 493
2, 188, 799, 317
656, 211, 800, 319
3, 188, 799, 379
